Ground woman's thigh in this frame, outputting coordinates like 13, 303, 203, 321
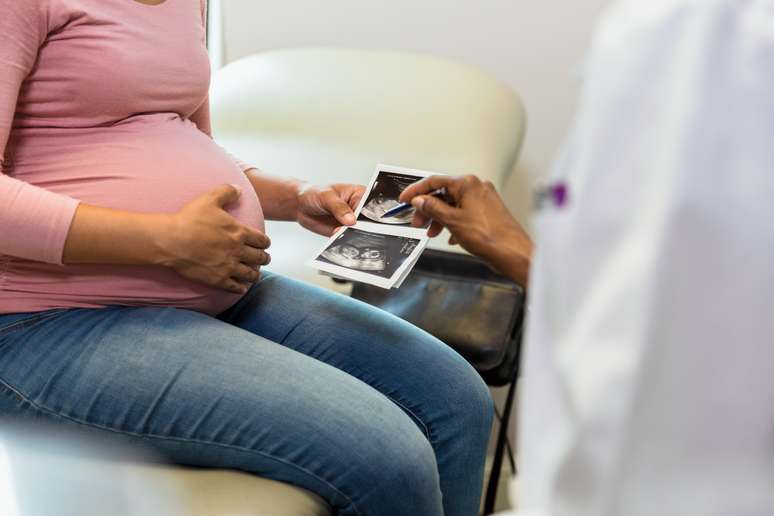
0, 306, 442, 516
219, 273, 494, 516
220, 272, 492, 441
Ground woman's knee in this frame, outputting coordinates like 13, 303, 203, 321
249, 380, 445, 515
345, 412, 442, 512
464, 370, 495, 424
432, 346, 495, 437
363, 311, 495, 440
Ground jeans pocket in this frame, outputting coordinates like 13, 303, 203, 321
0, 310, 66, 339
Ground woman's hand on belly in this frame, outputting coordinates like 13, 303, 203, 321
64, 184, 271, 295
156, 185, 271, 294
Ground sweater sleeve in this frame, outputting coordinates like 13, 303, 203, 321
0, 0, 80, 265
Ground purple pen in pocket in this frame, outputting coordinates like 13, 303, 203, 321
535, 181, 569, 211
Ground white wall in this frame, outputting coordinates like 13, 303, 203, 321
220, 0, 612, 217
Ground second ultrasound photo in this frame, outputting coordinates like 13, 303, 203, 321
317, 228, 420, 280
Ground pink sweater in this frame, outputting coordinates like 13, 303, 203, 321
0, 0, 264, 315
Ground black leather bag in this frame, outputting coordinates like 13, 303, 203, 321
350, 249, 526, 386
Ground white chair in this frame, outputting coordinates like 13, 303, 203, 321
210, 47, 527, 291
0, 430, 328, 516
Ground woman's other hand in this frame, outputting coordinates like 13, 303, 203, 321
296, 183, 365, 236
158, 184, 271, 294
399, 175, 533, 287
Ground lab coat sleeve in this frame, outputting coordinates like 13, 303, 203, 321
515, 1, 774, 515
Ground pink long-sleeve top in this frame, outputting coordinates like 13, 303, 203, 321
0, 0, 265, 315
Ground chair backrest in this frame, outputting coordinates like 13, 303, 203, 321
211, 47, 525, 187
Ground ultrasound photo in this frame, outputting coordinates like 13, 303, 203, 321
358, 171, 424, 226
317, 228, 420, 280
310, 164, 440, 288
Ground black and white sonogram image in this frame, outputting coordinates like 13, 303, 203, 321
317, 228, 420, 279
359, 171, 424, 226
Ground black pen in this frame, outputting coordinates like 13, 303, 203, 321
380, 188, 449, 219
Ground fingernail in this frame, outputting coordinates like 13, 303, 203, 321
230, 184, 242, 195
344, 214, 355, 225
412, 197, 425, 210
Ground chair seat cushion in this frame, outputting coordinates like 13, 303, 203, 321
134, 465, 331, 516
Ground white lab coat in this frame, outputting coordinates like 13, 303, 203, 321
506, 1, 774, 515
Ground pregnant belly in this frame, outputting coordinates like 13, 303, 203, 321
5, 114, 265, 315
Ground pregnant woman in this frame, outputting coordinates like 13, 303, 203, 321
0, 1, 493, 515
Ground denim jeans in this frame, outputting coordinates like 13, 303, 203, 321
0, 272, 493, 516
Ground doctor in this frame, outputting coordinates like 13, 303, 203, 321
401, 0, 774, 514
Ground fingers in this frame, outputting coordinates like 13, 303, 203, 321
242, 227, 271, 249
239, 246, 271, 267
232, 263, 261, 284
213, 255, 266, 295
299, 214, 342, 237
321, 191, 356, 226
399, 175, 456, 203
222, 278, 249, 295
428, 221, 444, 238
411, 212, 431, 229
410, 212, 444, 238
411, 195, 458, 226
333, 184, 366, 210
350, 189, 365, 211
209, 184, 242, 208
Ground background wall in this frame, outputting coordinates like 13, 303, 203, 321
219, 0, 612, 221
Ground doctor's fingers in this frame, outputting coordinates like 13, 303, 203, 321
427, 221, 444, 238
400, 175, 457, 203
412, 210, 445, 238
412, 195, 461, 226
402, 174, 485, 204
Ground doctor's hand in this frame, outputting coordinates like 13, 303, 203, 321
400, 175, 533, 287
296, 183, 366, 236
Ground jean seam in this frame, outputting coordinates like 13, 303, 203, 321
0, 377, 362, 516
0, 311, 64, 337
381, 393, 436, 446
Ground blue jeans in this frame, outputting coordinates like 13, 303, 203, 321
0, 273, 493, 516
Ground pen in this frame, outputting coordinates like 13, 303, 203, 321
380, 188, 449, 219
